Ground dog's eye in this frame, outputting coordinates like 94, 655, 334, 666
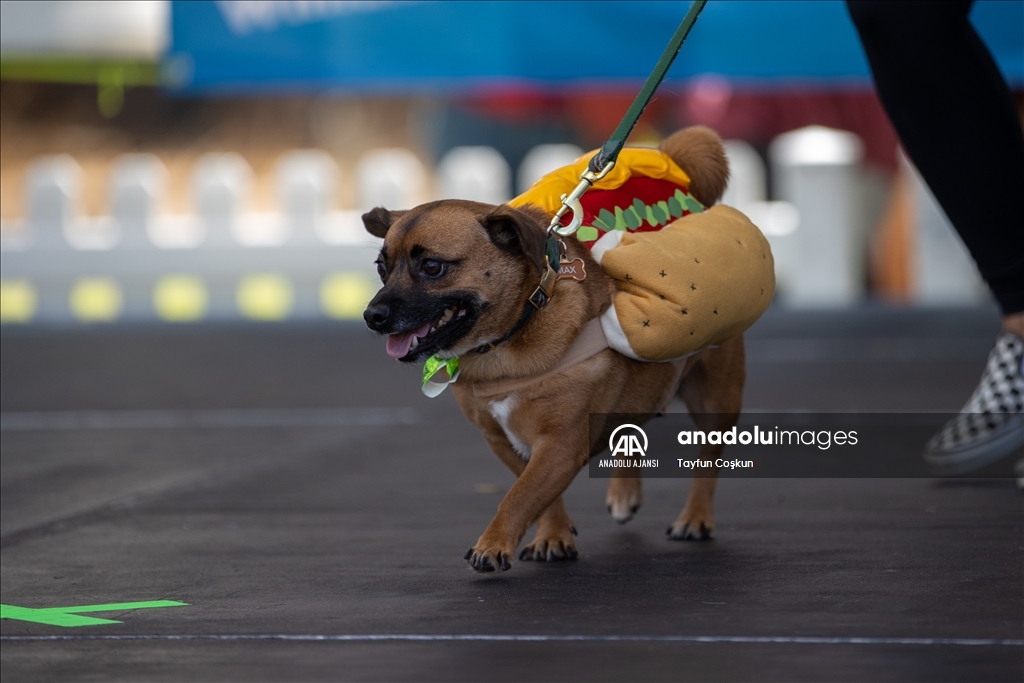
421, 259, 446, 278
375, 260, 387, 282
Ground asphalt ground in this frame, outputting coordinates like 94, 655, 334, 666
1, 306, 1022, 682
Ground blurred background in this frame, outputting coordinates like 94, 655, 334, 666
1, 0, 1022, 324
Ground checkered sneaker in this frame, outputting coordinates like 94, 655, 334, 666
924, 333, 1024, 475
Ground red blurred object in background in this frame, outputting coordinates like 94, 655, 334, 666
460, 83, 900, 171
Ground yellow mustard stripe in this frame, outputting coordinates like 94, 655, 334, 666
510, 148, 692, 215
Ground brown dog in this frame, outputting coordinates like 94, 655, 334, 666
363, 127, 744, 572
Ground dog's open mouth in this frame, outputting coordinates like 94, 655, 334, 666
386, 305, 470, 361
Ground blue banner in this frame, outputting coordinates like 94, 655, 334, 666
167, 1, 1024, 93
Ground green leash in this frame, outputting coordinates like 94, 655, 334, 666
422, 0, 709, 396
588, 0, 708, 176
548, 0, 708, 238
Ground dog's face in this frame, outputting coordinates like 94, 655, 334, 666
362, 200, 548, 362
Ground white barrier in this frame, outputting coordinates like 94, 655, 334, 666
25, 154, 82, 250
517, 144, 584, 195
1, 150, 383, 325
192, 152, 253, 247
770, 126, 865, 308
275, 149, 339, 244
355, 148, 427, 211
436, 146, 511, 204
4, 137, 987, 325
722, 140, 766, 208
110, 153, 167, 249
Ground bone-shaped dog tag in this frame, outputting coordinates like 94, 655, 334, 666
558, 258, 586, 281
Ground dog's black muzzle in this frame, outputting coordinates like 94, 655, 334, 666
363, 299, 391, 332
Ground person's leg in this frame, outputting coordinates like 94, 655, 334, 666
847, 0, 1024, 317
848, 1, 1024, 477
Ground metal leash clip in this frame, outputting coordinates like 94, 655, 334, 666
547, 158, 616, 238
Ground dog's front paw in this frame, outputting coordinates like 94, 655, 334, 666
519, 525, 578, 562
465, 543, 514, 572
667, 503, 714, 541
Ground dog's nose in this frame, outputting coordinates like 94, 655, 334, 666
363, 302, 391, 330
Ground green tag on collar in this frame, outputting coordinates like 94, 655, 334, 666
422, 355, 460, 397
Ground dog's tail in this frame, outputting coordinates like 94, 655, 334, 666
658, 126, 729, 207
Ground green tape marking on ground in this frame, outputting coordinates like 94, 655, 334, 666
1, 601, 188, 627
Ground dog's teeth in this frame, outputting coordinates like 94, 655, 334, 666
429, 326, 436, 334
442, 308, 454, 321
410, 337, 419, 350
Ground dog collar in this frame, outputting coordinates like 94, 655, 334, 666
472, 254, 558, 356
472, 235, 561, 355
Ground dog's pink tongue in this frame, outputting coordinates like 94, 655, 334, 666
386, 322, 432, 359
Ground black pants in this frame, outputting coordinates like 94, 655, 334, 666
847, 1, 1024, 313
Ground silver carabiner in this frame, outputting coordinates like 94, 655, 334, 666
546, 159, 615, 238
550, 192, 585, 237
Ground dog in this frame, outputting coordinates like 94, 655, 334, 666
363, 127, 744, 572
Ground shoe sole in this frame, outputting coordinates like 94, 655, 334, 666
924, 417, 1024, 476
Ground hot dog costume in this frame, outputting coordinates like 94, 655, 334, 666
510, 147, 775, 362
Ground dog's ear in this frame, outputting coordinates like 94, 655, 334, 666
362, 207, 407, 239
481, 205, 548, 276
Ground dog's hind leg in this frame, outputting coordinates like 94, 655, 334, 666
606, 473, 643, 524
669, 336, 745, 540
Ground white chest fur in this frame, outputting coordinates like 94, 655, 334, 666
488, 395, 531, 460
